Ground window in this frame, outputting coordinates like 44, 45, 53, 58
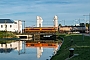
1, 25, 3, 28
10, 44, 12, 47
1, 44, 3, 47
10, 25, 12, 28
5, 25, 7, 28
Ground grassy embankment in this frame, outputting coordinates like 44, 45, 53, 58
0, 31, 17, 44
0, 31, 17, 38
51, 33, 90, 60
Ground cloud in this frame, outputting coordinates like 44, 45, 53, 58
0, 0, 90, 26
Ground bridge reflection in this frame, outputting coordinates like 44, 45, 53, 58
26, 42, 59, 58
26, 42, 58, 48
0, 40, 60, 58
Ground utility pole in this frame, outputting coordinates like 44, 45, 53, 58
62, 20, 65, 26
5, 20, 7, 32
24, 21, 25, 33
75, 19, 80, 25
64, 20, 65, 26
5, 20, 7, 38
83, 13, 90, 35
78, 19, 80, 25
18, 20, 20, 33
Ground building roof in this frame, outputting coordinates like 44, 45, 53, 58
0, 19, 14, 23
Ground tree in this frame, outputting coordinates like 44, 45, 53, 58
86, 23, 89, 27
59, 24, 62, 26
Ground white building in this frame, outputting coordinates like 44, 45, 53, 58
36, 16, 43, 27
53, 15, 58, 28
0, 19, 22, 33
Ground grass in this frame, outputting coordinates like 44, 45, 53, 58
50, 33, 90, 60
0, 31, 17, 38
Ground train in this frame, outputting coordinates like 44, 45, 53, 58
24, 26, 87, 33
59, 26, 87, 33
24, 27, 58, 33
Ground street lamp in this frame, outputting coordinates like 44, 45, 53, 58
59, 20, 62, 25
83, 13, 90, 35
5, 20, 7, 31
75, 19, 80, 26
60, 20, 65, 26
5, 20, 7, 38
63, 20, 65, 26
22, 21, 25, 33
69, 48, 74, 58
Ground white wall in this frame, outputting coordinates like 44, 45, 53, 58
0, 23, 15, 32
14, 20, 22, 33
0, 20, 22, 33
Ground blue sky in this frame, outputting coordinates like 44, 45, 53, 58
0, 0, 90, 26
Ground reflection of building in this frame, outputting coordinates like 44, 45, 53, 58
0, 41, 22, 53
0, 19, 22, 33
0, 48, 14, 53
37, 47, 43, 58
26, 42, 59, 58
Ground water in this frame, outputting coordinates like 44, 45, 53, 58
0, 41, 59, 60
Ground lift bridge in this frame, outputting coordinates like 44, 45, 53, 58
16, 27, 57, 41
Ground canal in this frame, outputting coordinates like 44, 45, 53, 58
0, 40, 60, 60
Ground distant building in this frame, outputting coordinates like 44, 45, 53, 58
0, 19, 22, 33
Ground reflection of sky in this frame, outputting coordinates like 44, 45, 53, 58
0, 47, 54, 60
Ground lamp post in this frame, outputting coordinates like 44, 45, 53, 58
60, 20, 65, 26
5, 20, 7, 31
63, 20, 65, 26
69, 48, 74, 58
5, 20, 7, 38
24, 21, 25, 33
75, 19, 83, 26
83, 13, 90, 35
22, 21, 25, 33
59, 20, 62, 26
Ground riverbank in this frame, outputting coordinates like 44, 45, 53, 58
50, 33, 90, 60
0, 31, 17, 38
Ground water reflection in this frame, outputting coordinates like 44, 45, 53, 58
0, 41, 22, 53
37, 47, 43, 58
0, 40, 60, 60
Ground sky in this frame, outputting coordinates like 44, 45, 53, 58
0, 0, 90, 27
